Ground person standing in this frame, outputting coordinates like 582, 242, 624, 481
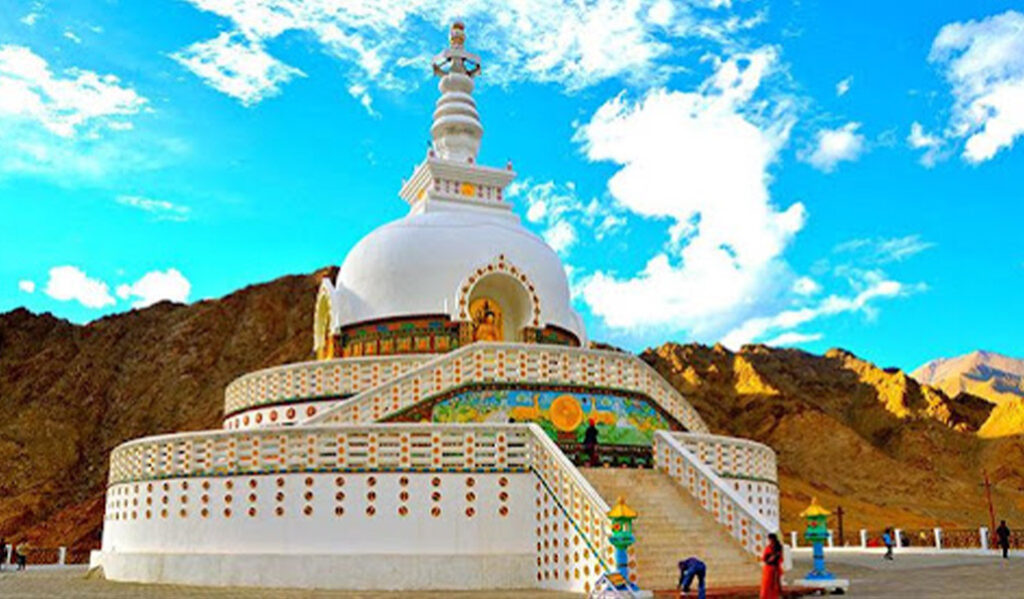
677, 556, 706, 599
882, 528, 894, 561
15, 541, 28, 571
996, 520, 1012, 559
582, 419, 599, 467
760, 533, 784, 599
0, 537, 6, 571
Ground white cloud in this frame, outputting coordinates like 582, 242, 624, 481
836, 76, 852, 97
792, 276, 821, 296
907, 121, 944, 166
63, 30, 82, 44
347, 83, 377, 115
176, 0, 759, 102
801, 122, 866, 172
43, 266, 116, 308
21, 12, 41, 26
0, 44, 147, 137
115, 268, 192, 308
764, 331, 822, 346
116, 195, 191, 221
543, 221, 577, 254
574, 47, 808, 340
721, 275, 910, 348
834, 234, 934, 264
928, 10, 1024, 163
172, 32, 305, 106
18, 280, 36, 293
509, 179, 624, 256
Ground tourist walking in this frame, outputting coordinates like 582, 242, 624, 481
882, 528, 894, 561
677, 556, 706, 599
996, 520, 1012, 559
583, 419, 599, 467
760, 533, 784, 599
0, 537, 6, 571
15, 541, 28, 571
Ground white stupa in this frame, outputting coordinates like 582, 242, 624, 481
92, 23, 780, 594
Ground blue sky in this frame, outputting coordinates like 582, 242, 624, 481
1, 0, 1022, 371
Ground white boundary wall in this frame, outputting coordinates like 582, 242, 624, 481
96, 472, 534, 590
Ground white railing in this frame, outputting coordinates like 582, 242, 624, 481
305, 342, 709, 434
530, 424, 615, 582
653, 431, 777, 556
223, 354, 433, 416
108, 424, 532, 485
667, 432, 777, 484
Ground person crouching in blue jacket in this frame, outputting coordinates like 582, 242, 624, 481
678, 557, 706, 599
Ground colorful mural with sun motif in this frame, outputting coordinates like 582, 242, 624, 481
429, 388, 675, 446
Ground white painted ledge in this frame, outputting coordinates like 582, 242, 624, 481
91, 551, 534, 590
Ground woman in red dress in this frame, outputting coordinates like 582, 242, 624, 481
760, 533, 784, 599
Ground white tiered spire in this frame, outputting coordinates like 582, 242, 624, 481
430, 22, 483, 163
399, 22, 516, 216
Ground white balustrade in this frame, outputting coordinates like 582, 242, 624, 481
110, 424, 534, 485
305, 342, 709, 435
653, 431, 777, 556
662, 431, 779, 525
664, 432, 777, 484
223, 355, 433, 417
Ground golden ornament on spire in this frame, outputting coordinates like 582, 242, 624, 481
450, 21, 466, 48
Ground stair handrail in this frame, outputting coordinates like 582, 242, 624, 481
526, 423, 615, 579
302, 342, 472, 425
654, 430, 776, 555
663, 431, 777, 484
303, 342, 709, 434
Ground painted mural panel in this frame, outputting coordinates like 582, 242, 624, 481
431, 389, 672, 446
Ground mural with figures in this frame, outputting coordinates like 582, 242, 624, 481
430, 389, 676, 446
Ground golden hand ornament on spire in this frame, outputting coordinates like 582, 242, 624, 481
433, 21, 481, 78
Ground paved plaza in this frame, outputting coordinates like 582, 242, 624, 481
0, 554, 1019, 597
792, 553, 1023, 597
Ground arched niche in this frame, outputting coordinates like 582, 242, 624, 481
313, 286, 334, 359
466, 272, 534, 342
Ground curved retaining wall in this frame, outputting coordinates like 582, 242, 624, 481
95, 423, 617, 593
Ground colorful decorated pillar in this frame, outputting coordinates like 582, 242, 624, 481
607, 496, 639, 591
801, 497, 836, 581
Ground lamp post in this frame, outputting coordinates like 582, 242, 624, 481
607, 496, 639, 591
801, 497, 836, 582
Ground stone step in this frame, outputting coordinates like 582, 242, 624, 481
580, 467, 761, 589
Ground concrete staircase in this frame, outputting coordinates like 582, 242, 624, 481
581, 468, 761, 591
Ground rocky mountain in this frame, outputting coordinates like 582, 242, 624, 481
1, 268, 1022, 550
0, 269, 330, 551
912, 350, 1024, 438
641, 344, 1024, 533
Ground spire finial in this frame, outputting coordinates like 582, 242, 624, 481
430, 22, 483, 162
450, 21, 466, 48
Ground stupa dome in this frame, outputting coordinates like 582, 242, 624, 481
332, 206, 586, 344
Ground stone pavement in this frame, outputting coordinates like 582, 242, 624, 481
0, 567, 577, 598
0, 555, 1021, 597
792, 552, 1024, 597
